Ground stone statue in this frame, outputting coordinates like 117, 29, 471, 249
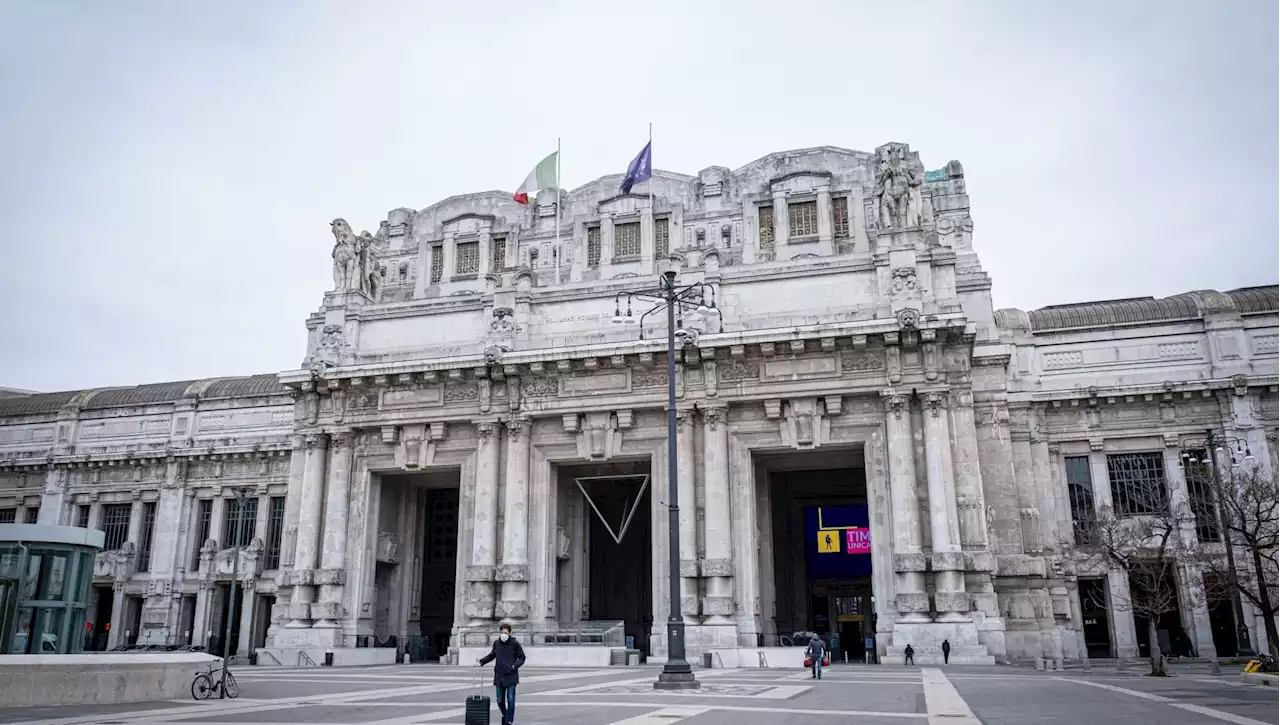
874, 144, 923, 229
357, 230, 379, 298
330, 219, 359, 291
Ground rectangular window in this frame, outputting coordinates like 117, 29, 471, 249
136, 502, 157, 572
0, 508, 15, 524
192, 499, 212, 570
832, 197, 850, 239
264, 496, 286, 570
758, 205, 775, 248
788, 200, 818, 237
75, 504, 90, 528
587, 226, 601, 267
24, 506, 39, 523
1181, 449, 1221, 542
655, 217, 669, 258
455, 241, 479, 275
100, 503, 131, 551
222, 497, 258, 548
1106, 452, 1168, 517
430, 245, 444, 283
490, 236, 506, 272
614, 222, 641, 258
1064, 456, 1096, 544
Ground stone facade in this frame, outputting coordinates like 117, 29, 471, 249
1, 143, 1275, 665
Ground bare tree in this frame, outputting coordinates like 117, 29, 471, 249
1185, 462, 1279, 654
1076, 471, 1189, 676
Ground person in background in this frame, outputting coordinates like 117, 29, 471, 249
942, 639, 951, 665
806, 635, 827, 679
904, 643, 915, 666
479, 622, 526, 725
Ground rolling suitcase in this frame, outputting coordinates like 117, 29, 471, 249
465, 666, 490, 725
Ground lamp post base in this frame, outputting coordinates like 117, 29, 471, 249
654, 670, 701, 690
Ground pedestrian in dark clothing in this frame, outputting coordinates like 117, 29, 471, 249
479, 623, 526, 725
942, 639, 951, 665
806, 637, 827, 679
904, 644, 914, 666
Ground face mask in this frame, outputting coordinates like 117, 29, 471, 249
500, 633, 510, 642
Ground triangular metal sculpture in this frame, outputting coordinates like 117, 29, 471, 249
575, 474, 650, 545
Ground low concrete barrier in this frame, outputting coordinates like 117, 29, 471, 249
459, 645, 613, 667
1241, 671, 1278, 687
0, 653, 221, 708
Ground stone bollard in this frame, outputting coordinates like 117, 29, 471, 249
403, 652, 411, 664
1052, 658, 1063, 671
1082, 657, 1092, 672
1209, 657, 1221, 676
1035, 656, 1046, 671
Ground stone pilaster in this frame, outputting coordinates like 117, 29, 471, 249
465, 421, 500, 621
676, 408, 699, 620
1107, 567, 1139, 657
884, 391, 928, 622
287, 432, 328, 627
816, 185, 834, 255
700, 405, 734, 622
38, 466, 65, 525
923, 392, 968, 620
498, 419, 532, 619
771, 190, 789, 259
315, 431, 353, 628
948, 391, 989, 548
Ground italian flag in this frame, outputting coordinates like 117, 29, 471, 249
513, 151, 558, 204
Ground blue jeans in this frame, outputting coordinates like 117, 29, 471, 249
495, 684, 517, 724
811, 657, 823, 678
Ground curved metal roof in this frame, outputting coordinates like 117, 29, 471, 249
1025, 286, 1277, 332
1227, 286, 1279, 314
83, 380, 199, 410
0, 391, 78, 417
0, 374, 289, 419
202, 375, 290, 399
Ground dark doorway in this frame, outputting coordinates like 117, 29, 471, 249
1205, 574, 1239, 657
577, 465, 652, 655
210, 583, 242, 657
1078, 578, 1112, 658
768, 460, 872, 663
418, 485, 459, 661
89, 586, 112, 651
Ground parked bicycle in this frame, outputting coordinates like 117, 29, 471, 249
191, 663, 240, 700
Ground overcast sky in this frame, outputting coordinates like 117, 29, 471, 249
1, 0, 1276, 392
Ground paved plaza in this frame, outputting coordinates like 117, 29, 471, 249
0, 664, 1274, 725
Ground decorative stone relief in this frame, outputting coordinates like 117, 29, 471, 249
779, 398, 829, 450
841, 349, 885, 372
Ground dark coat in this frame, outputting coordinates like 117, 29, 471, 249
480, 637, 526, 687
941, 641, 951, 654
805, 638, 826, 658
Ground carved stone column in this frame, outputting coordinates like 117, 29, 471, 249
948, 390, 989, 549
464, 422, 500, 621
315, 431, 353, 628
923, 392, 968, 620
676, 409, 699, 620
883, 391, 927, 622
700, 405, 734, 623
498, 419, 532, 618
287, 432, 328, 627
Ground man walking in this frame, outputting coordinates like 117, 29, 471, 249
806, 636, 827, 679
479, 623, 526, 725
942, 639, 951, 665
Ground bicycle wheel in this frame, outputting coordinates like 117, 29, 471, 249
191, 673, 213, 700
223, 671, 240, 699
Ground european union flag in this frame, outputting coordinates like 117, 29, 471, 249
620, 141, 652, 195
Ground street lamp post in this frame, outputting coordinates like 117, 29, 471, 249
1180, 429, 1257, 658
612, 269, 719, 690
220, 485, 256, 694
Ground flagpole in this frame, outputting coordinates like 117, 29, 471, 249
555, 137, 562, 286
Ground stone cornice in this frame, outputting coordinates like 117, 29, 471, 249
1027, 375, 1279, 406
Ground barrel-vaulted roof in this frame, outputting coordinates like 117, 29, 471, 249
0, 374, 290, 418
1003, 286, 1279, 333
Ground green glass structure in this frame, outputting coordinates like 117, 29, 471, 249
0, 524, 104, 655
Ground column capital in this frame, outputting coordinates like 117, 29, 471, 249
702, 405, 728, 431
924, 391, 948, 417
475, 421, 500, 442
303, 433, 330, 450
505, 418, 532, 439
882, 390, 909, 419
331, 431, 355, 449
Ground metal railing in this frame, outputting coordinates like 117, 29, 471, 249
298, 651, 316, 667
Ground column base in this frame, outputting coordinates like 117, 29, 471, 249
654, 671, 700, 690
